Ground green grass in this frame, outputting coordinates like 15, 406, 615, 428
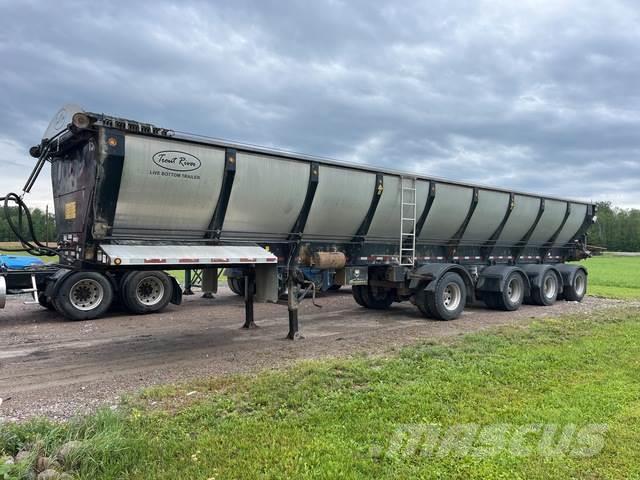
579, 254, 640, 300
3, 308, 640, 479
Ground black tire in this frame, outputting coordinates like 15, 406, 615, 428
119, 270, 136, 298
530, 270, 559, 306
54, 271, 114, 321
122, 271, 173, 314
352, 285, 367, 307
227, 277, 244, 296
483, 292, 500, 310
426, 272, 466, 321
352, 285, 393, 309
492, 272, 525, 311
563, 269, 587, 302
415, 289, 435, 318
328, 284, 342, 291
38, 291, 55, 311
361, 285, 394, 310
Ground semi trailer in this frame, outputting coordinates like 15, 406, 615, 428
1, 104, 596, 338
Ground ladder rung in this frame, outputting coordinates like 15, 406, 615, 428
400, 178, 416, 265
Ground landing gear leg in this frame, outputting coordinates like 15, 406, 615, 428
183, 269, 194, 295
242, 270, 257, 329
287, 271, 302, 340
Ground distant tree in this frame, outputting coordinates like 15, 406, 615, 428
0, 206, 56, 244
588, 201, 640, 252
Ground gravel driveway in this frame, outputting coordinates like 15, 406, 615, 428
0, 287, 625, 421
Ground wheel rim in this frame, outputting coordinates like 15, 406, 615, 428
69, 279, 104, 311
506, 277, 522, 303
543, 275, 557, 299
135, 276, 165, 306
442, 282, 462, 311
574, 273, 585, 295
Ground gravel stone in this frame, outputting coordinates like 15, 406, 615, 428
37, 470, 60, 480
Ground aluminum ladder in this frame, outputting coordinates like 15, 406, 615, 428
399, 176, 417, 266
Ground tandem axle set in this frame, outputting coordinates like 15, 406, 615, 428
0, 255, 590, 340
1, 104, 595, 338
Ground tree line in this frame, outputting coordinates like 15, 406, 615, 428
0, 206, 56, 244
0, 201, 638, 252
588, 202, 640, 252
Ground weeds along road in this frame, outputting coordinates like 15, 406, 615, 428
0, 288, 627, 421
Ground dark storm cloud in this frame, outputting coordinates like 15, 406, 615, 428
0, 0, 638, 207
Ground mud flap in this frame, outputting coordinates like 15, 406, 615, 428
43, 268, 74, 299
255, 264, 278, 303
170, 276, 183, 305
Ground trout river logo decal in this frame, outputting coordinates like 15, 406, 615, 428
152, 151, 202, 172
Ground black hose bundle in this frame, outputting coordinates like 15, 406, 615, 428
0, 192, 58, 257
0, 134, 64, 257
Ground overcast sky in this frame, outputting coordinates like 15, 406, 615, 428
1, 0, 639, 209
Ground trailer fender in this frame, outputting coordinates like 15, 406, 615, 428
43, 268, 74, 299
169, 275, 183, 305
519, 264, 562, 290
554, 263, 588, 287
411, 263, 475, 304
476, 265, 531, 297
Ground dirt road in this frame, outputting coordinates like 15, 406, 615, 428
0, 288, 623, 421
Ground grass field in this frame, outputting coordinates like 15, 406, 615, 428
2, 308, 640, 479
580, 254, 640, 300
1, 249, 639, 478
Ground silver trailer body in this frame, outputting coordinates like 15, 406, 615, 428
100, 131, 589, 250
0, 104, 596, 334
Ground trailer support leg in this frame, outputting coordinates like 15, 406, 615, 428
242, 270, 257, 329
287, 272, 302, 340
183, 269, 194, 295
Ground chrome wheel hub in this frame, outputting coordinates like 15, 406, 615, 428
69, 279, 104, 311
507, 278, 522, 303
443, 283, 462, 311
543, 275, 557, 299
135, 276, 165, 306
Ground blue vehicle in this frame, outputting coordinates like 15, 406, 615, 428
0, 254, 55, 309
0, 254, 46, 270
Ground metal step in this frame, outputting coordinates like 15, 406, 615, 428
22, 274, 39, 305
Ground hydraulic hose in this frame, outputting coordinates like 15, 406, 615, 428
0, 192, 58, 257
1, 141, 59, 257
